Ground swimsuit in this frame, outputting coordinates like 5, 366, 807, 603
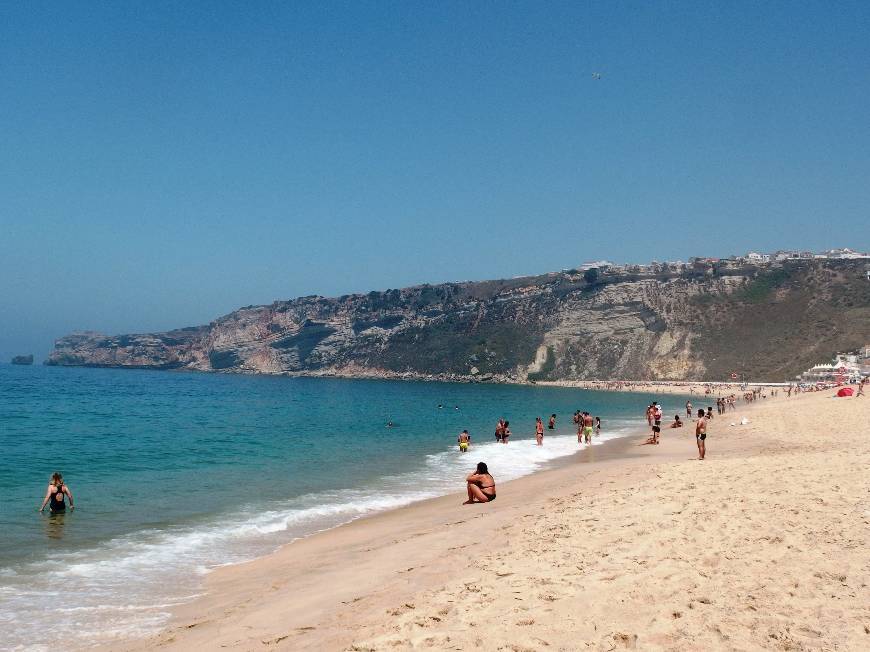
479, 483, 496, 502
459, 441, 469, 451
50, 486, 66, 513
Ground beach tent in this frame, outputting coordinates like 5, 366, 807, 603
836, 387, 853, 397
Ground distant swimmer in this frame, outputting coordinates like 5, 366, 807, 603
535, 417, 544, 446
454, 405, 459, 410
548, 414, 556, 430
39, 472, 74, 514
464, 462, 496, 504
458, 429, 471, 452
592, 72, 602, 80
438, 404, 443, 409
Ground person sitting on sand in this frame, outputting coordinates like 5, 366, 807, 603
671, 414, 683, 428
464, 462, 496, 504
39, 472, 74, 514
458, 429, 471, 452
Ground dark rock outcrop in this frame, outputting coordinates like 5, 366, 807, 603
11, 354, 34, 365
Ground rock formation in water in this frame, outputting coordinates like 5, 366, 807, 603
11, 354, 34, 365
47, 260, 870, 382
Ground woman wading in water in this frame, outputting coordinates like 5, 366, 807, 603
39, 472, 74, 514
464, 462, 496, 504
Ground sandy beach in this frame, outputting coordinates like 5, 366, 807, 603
114, 389, 869, 652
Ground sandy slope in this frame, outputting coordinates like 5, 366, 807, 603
116, 391, 869, 652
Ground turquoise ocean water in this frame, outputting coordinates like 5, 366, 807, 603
0, 364, 689, 650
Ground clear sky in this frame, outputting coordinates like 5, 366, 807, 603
2, 1, 869, 360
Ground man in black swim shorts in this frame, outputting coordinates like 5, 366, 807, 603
695, 408, 707, 460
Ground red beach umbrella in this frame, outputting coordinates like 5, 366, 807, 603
836, 387, 853, 397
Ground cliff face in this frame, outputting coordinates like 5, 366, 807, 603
47, 260, 870, 382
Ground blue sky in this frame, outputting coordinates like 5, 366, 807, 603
2, 1, 869, 359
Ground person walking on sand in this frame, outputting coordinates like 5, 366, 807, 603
535, 417, 544, 446
695, 409, 707, 460
39, 472, 74, 514
458, 429, 471, 452
464, 462, 496, 504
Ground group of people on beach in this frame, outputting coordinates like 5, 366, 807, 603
462, 409, 605, 504
458, 411, 602, 453
642, 399, 708, 459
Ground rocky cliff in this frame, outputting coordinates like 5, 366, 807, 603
47, 260, 870, 382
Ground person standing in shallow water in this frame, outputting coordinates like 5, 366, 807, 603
535, 417, 544, 446
501, 421, 511, 444
39, 472, 74, 514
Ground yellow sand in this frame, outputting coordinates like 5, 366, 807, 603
114, 390, 869, 651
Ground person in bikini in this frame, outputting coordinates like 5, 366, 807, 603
535, 417, 544, 446
39, 472, 74, 514
464, 462, 496, 504
458, 429, 471, 452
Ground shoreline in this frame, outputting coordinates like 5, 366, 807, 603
100, 423, 657, 652
109, 389, 870, 650
109, 394, 771, 652
36, 362, 796, 391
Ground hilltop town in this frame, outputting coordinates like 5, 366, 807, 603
573, 246, 870, 277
